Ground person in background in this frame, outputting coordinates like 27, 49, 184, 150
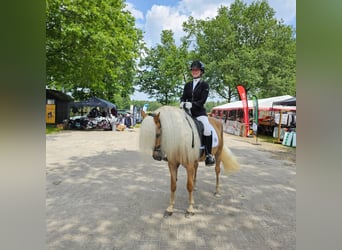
179, 60, 215, 166
109, 108, 117, 131
88, 107, 101, 118
124, 113, 132, 129
110, 107, 117, 117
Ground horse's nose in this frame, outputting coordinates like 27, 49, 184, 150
152, 150, 162, 161
152, 154, 162, 161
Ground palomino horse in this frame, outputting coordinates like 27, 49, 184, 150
139, 106, 239, 217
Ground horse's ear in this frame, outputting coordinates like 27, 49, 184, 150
141, 110, 147, 119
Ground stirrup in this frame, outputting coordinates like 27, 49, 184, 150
205, 155, 215, 166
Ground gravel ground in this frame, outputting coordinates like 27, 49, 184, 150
46, 128, 296, 250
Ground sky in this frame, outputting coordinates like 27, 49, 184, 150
126, 0, 296, 101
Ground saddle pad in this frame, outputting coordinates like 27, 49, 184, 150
209, 123, 219, 148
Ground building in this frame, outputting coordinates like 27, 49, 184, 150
46, 89, 74, 125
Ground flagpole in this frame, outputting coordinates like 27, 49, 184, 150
252, 95, 259, 145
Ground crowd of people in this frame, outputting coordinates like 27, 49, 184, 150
113, 112, 133, 131
86, 107, 135, 131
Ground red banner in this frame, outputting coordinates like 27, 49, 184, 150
237, 85, 249, 136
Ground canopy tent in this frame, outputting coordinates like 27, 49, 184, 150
272, 97, 296, 106
71, 97, 116, 109
212, 95, 296, 112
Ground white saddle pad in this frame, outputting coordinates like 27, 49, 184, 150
209, 123, 219, 148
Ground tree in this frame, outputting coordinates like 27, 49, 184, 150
182, 0, 296, 101
135, 30, 189, 104
46, 0, 143, 102
131, 100, 163, 112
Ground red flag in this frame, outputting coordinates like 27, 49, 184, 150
237, 85, 249, 136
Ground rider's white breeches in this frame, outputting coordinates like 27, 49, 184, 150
196, 115, 211, 136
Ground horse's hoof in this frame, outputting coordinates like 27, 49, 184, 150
185, 211, 194, 218
214, 192, 221, 197
163, 211, 172, 218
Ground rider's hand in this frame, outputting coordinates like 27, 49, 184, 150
184, 102, 192, 109
179, 102, 184, 109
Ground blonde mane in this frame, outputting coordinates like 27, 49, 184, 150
139, 106, 201, 165
139, 115, 156, 153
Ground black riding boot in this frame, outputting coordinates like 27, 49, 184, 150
204, 134, 215, 166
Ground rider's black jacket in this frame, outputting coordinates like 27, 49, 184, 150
180, 79, 209, 117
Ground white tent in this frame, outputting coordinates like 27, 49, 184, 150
212, 95, 296, 112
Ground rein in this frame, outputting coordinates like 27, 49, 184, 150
148, 110, 195, 161
153, 130, 162, 156
149, 113, 164, 161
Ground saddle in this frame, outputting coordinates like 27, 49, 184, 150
184, 112, 206, 156
193, 118, 205, 146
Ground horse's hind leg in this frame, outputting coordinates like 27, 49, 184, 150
164, 162, 179, 218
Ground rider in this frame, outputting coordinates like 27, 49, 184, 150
180, 60, 215, 166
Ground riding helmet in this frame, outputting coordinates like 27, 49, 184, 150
190, 60, 205, 73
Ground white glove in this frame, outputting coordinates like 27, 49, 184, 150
179, 102, 184, 109
184, 102, 192, 109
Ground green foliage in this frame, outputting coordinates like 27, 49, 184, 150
130, 100, 163, 111
182, 0, 296, 100
46, 124, 63, 134
46, 0, 143, 102
135, 30, 189, 104
47, 0, 296, 107
205, 101, 226, 113
112, 93, 131, 110
130, 99, 224, 113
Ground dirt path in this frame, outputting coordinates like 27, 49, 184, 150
46, 129, 296, 249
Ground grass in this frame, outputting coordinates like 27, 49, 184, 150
256, 134, 275, 143
46, 124, 64, 134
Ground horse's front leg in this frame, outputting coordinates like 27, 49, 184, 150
185, 164, 195, 217
214, 154, 221, 197
193, 160, 199, 191
164, 162, 179, 218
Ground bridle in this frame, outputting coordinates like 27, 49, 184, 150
148, 109, 194, 161
149, 113, 164, 161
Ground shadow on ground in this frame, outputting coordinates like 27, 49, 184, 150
46, 133, 295, 250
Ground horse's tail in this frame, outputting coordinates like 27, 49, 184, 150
220, 145, 240, 174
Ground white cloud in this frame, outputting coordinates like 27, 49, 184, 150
145, 5, 188, 47
125, 2, 144, 20
140, 0, 296, 47
144, 1, 231, 47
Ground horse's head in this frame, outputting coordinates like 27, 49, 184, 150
141, 110, 157, 119
141, 110, 164, 161
150, 112, 164, 161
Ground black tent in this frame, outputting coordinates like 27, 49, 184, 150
71, 97, 116, 109
273, 97, 296, 106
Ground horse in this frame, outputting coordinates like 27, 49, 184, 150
139, 106, 240, 217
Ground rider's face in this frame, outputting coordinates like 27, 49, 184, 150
191, 68, 201, 78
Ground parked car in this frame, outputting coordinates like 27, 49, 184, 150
67, 110, 114, 131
